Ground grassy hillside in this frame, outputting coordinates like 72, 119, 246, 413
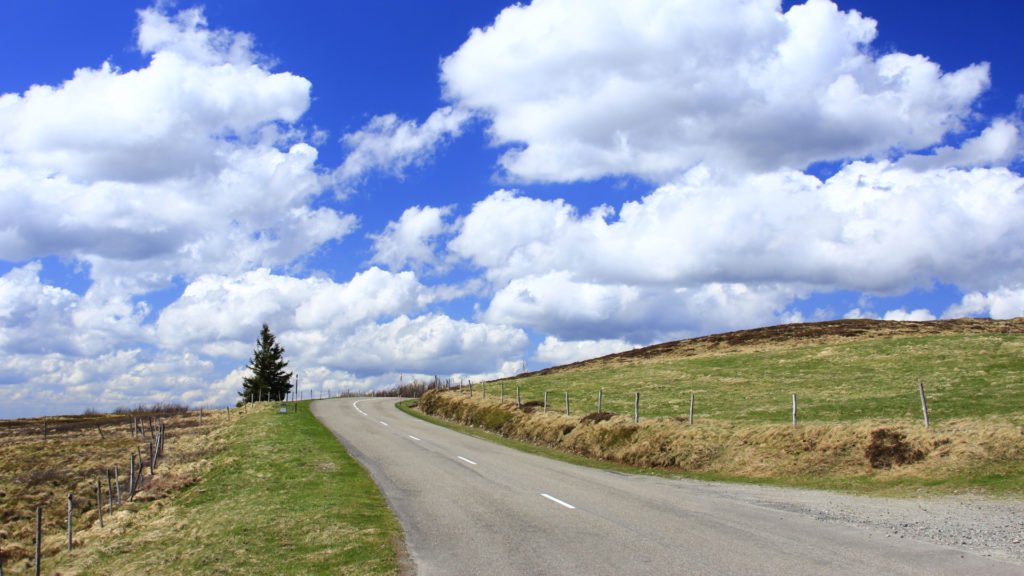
416, 318, 1024, 495
498, 318, 1024, 424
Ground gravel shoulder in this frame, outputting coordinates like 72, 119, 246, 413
705, 482, 1024, 565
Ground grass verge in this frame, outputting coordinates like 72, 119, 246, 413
54, 402, 404, 575
401, 396, 1024, 498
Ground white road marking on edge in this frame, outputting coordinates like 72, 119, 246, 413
457, 456, 478, 466
379, 421, 389, 427
409, 435, 422, 441
353, 401, 368, 416
541, 493, 576, 509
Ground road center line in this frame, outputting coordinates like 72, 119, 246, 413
408, 435, 421, 441
379, 421, 389, 427
457, 456, 478, 466
353, 401, 368, 416
541, 493, 576, 509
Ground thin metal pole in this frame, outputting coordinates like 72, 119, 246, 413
792, 393, 797, 427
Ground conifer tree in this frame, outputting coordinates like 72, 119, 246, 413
240, 323, 293, 402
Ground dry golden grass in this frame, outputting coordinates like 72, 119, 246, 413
0, 405, 241, 573
417, 389, 1024, 495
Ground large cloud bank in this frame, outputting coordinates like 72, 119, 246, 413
0, 7, 528, 416
2, 0, 1022, 417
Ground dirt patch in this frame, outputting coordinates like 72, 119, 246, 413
518, 400, 545, 413
865, 428, 926, 469
581, 412, 616, 424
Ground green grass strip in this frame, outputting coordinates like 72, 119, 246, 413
59, 403, 404, 575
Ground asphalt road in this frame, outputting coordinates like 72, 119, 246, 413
311, 397, 1022, 576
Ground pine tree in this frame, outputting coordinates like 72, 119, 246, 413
240, 323, 293, 403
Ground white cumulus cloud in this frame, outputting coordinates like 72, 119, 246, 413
370, 205, 454, 271
337, 106, 470, 185
943, 287, 1024, 319
0, 5, 352, 294
321, 313, 529, 375
440, 0, 990, 182
882, 308, 937, 321
535, 336, 639, 365
483, 271, 797, 341
451, 162, 1024, 294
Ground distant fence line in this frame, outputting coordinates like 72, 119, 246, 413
453, 381, 934, 428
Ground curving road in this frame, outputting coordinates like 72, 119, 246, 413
311, 397, 1022, 576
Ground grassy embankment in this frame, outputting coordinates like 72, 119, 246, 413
1, 403, 403, 575
409, 318, 1024, 496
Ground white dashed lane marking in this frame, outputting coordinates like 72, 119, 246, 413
541, 493, 576, 509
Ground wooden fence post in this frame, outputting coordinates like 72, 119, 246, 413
34, 506, 41, 576
129, 453, 136, 501
516, 385, 521, 408
482, 383, 486, 400
97, 479, 103, 528
919, 382, 930, 428
149, 442, 155, 474
634, 392, 640, 423
67, 493, 73, 551
791, 393, 797, 427
107, 470, 113, 514
564, 391, 570, 416
543, 391, 548, 413
500, 383, 504, 402
114, 465, 121, 504
689, 393, 695, 425
598, 389, 603, 415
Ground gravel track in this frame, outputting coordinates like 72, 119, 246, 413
712, 482, 1024, 565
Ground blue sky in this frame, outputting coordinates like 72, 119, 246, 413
2, 0, 1023, 418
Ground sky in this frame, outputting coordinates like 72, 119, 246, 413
1, 0, 1023, 418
